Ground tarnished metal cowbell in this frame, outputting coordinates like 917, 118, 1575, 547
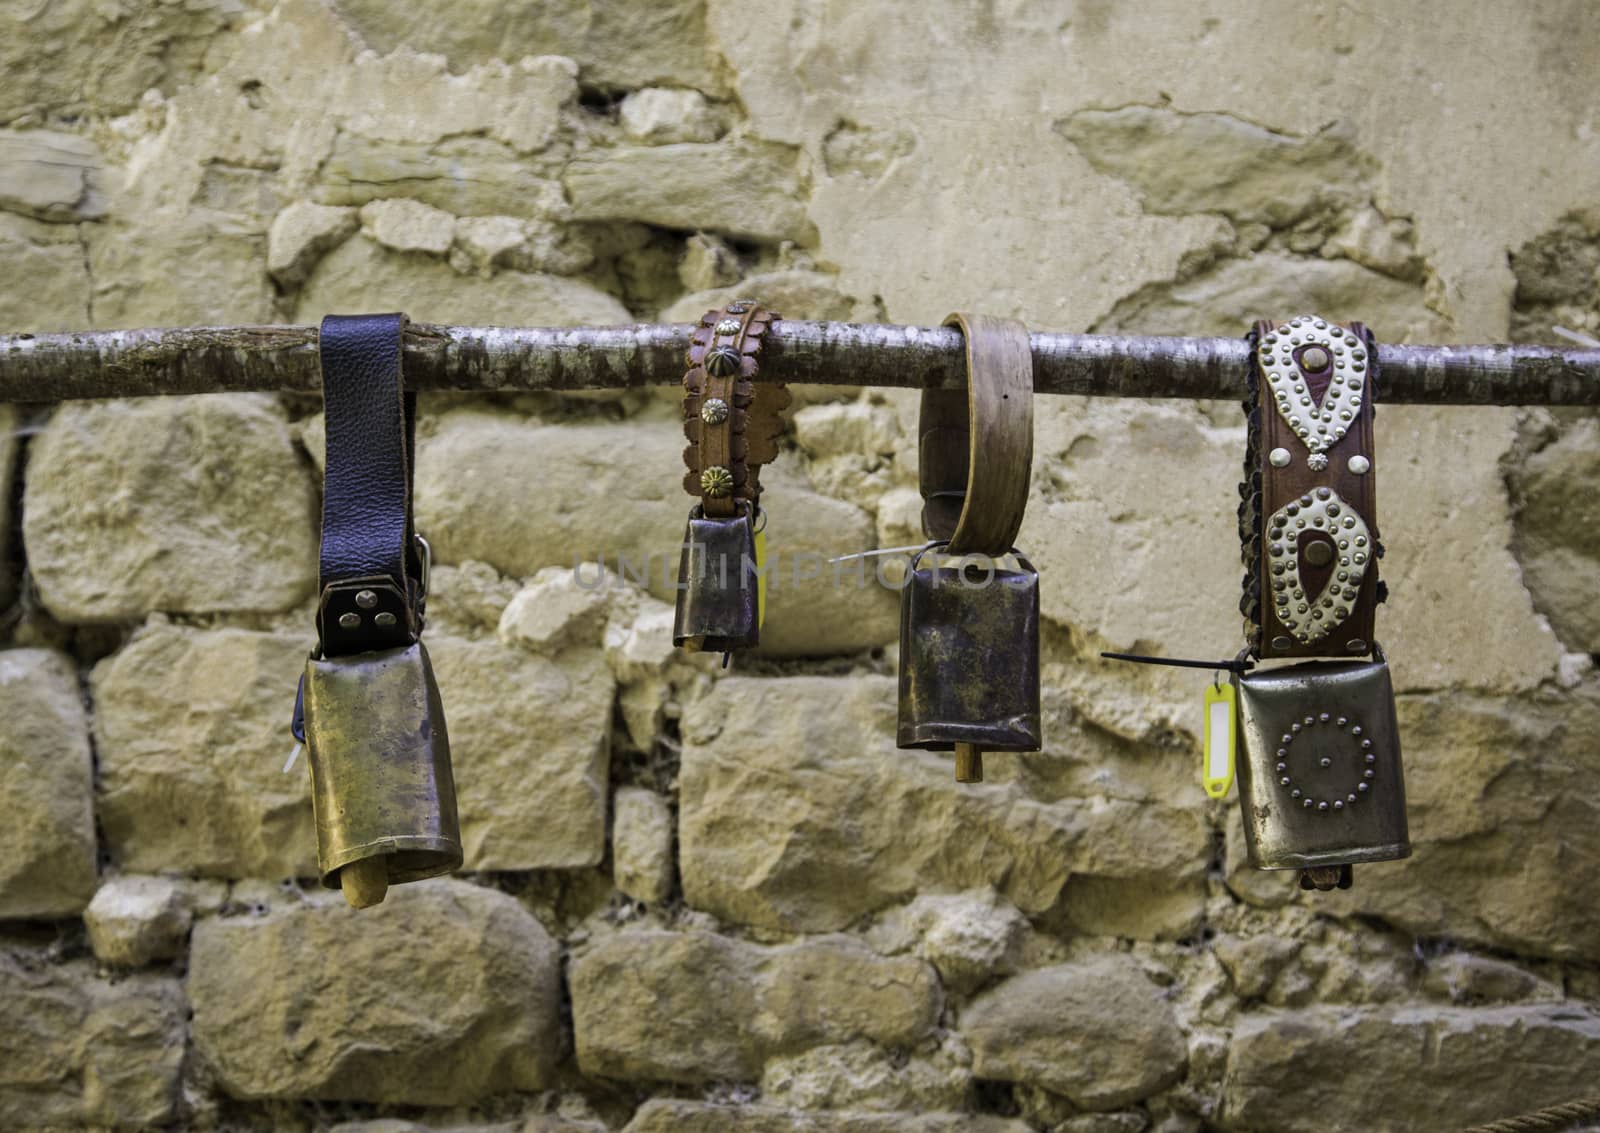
303, 639, 462, 905
897, 312, 1039, 784
673, 505, 760, 653
1234, 653, 1410, 890
898, 545, 1042, 781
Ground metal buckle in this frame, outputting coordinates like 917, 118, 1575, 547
414, 533, 431, 601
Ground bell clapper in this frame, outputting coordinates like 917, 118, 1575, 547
1297, 864, 1352, 892
955, 743, 984, 783
340, 857, 390, 909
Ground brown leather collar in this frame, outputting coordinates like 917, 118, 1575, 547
918, 313, 1034, 556
682, 302, 789, 517
1245, 315, 1383, 660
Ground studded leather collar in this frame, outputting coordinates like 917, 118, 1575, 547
681, 302, 789, 518
1243, 315, 1384, 661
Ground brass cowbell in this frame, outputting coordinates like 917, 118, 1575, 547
897, 313, 1041, 783
297, 313, 463, 909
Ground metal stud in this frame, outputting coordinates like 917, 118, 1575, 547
700, 465, 734, 497
714, 318, 742, 336
1348, 454, 1371, 475
374, 611, 397, 628
355, 590, 378, 609
338, 612, 361, 630
705, 346, 742, 377
701, 397, 730, 425
1269, 447, 1292, 467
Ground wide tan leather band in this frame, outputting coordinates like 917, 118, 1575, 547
918, 313, 1034, 557
682, 302, 788, 517
1246, 315, 1382, 660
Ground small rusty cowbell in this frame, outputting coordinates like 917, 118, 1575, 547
1234, 315, 1410, 891
897, 313, 1040, 783
673, 504, 761, 652
298, 313, 462, 909
674, 302, 789, 657
898, 547, 1042, 781
1233, 652, 1410, 889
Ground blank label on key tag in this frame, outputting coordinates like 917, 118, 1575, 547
1203, 682, 1236, 799
754, 524, 768, 629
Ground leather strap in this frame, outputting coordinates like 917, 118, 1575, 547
1245, 315, 1382, 660
317, 313, 424, 656
919, 313, 1034, 557
682, 302, 789, 517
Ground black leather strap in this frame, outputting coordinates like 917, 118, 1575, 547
316, 313, 423, 656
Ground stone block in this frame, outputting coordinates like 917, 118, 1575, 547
24, 396, 317, 622
84, 876, 192, 968
1219, 1003, 1600, 1131
190, 880, 562, 1104
428, 635, 614, 870
961, 958, 1187, 1110
0, 648, 97, 918
564, 141, 814, 243
0, 953, 185, 1129
679, 675, 1209, 934
571, 930, 940, 1084
612, 787, 675, 904
92, 623, 317, 879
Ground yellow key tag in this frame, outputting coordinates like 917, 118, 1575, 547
1202, 681, 1237, 799
754, 525, 768, 628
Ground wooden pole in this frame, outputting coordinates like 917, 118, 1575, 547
2, 321, 1596, 405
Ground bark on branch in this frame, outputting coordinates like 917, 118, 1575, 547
1, 321, 1596, 405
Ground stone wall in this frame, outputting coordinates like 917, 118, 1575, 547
1, 2, 1598, 1131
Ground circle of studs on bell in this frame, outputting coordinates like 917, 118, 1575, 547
1275, 709, 1374, 814
701, 397, 730, 425
700, 465, 734, 498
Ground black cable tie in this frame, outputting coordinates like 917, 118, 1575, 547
1099, 651, 1255, 673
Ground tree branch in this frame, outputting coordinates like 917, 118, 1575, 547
1, 321, 1596, 404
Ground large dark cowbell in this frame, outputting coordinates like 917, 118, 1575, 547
304, 641, 463, 895
673, 508, 759, 652
1235, 658, 1409, 890
898, 554, 1042, 773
